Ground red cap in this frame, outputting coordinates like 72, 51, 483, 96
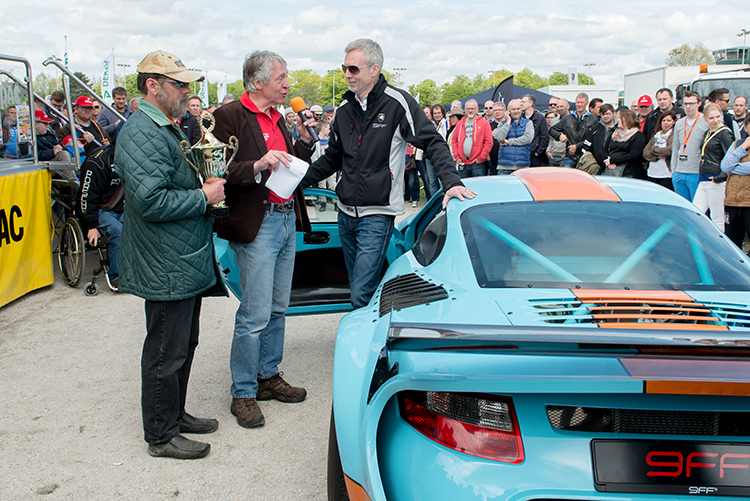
637, 95, 653, 106
75, 96, 94, 107
61, 135, 86, 146
34, 110, 54, 123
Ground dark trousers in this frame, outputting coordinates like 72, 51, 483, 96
530, 154, 543, 167
647, 176, 674, 191
726, 206, 750, 251
142, 295, 202, 444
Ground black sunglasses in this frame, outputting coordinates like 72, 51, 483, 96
161, 78, 189, 89
341, 64, 372, 75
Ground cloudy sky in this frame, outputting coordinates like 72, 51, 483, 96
3, 0, 748, 91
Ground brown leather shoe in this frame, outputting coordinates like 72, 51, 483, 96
231, 397, 265, 428
257, 372, 307, 403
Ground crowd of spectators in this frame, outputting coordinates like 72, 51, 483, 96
2, 75, 750, 264
399, 87, 749, 245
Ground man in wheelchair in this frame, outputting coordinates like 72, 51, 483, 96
77, 145, 124, 288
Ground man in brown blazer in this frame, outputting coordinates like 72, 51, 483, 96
212, 50, 316, 429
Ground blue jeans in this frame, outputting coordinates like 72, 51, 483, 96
338, 211, 394, 309
561, 157, 577, 168
98, 209, 123, 281
548, 157, 563, 167
142, 295, 202, 444
419, 158, 440, 200
496, 168, 516, 176
458, 163, 485, 179
229, 209, 296, 398
672, 172, 700, 201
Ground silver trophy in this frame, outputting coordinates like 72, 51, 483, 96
180, 112, 238, 219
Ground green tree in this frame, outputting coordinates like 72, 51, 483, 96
440, 75, 474, 104
319, 69, 349, 107
226, 79, 245, 101
471, 73, 493, 93
408, 79, 441, 106
124, 74, 138, 100
486, 69, 514, 89
70, 71, 93, 101
288, 69, 322, 107
32, 72, 62, 99
514, 68, 549, 90
666, 43, 715, 66
548, 72, 568, 85
546, 71, 594, 86
207, 81, 218, 105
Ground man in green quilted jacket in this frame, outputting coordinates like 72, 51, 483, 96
114, 50, 227, 460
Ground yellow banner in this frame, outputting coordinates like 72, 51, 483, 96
0, 168, 53, 307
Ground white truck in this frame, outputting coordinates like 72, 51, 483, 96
623, 64, 750, 108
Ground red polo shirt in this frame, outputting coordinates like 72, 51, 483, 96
241, 92, 290, 203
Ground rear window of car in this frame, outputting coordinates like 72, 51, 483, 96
462, 201, 750, 290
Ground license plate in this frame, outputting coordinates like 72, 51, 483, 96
592, 440, 750, 497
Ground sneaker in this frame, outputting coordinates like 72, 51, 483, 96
257, 372, 307, 403
148, 435, 210, 459
411, 201, 418, 208
231, 397, 265, 428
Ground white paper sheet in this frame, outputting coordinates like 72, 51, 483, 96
265, 155, 310, 199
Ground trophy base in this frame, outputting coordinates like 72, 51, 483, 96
206, 206, 230, 219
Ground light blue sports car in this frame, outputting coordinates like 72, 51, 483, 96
219, 168, 750, 501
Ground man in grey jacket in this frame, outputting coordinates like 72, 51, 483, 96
671, 91, 708, 201
98, 87, 131, 141
115, 50, 226, 460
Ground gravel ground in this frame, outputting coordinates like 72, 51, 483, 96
0, 203, 421, 500
0, 265, 342, 500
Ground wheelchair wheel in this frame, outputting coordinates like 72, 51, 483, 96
84, 282, 99, 296
58, 217, 86, 287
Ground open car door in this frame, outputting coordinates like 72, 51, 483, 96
214, 188, 353, 316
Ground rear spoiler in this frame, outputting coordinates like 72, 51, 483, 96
389, 323, 750, 348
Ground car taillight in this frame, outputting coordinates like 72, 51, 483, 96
399, 391, 524, 463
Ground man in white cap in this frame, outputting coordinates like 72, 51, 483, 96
114, 50, 227, 460
310, 104, 324, 121
284, 107, 298, 140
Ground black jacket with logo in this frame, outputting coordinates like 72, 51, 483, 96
302, 75, 463, 217
549, 112, 598, 162
78, 145, 123, 230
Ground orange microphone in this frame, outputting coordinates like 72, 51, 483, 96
289, 97, 319, 142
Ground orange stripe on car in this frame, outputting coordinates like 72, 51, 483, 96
345, 475, 372, 501
646, 381, 750, 396
512, 167, 620, 201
